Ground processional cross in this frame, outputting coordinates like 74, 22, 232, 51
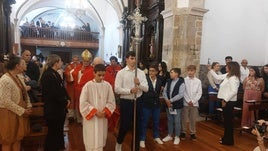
127, 2, 147, 151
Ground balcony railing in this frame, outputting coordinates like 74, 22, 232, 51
20, 26, 99, 42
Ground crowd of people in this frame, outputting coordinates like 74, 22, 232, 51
207, 56, 268, 149
21, 17, 91, 32
1, 50, 268, 151
20, 18, 94, 41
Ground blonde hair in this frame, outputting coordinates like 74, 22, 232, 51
39, 54, 61, 82
46, 54, 61, 68
187, 65, 196, 70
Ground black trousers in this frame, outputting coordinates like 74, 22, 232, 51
222, 101, 236, 145
117, 98, 142, 151
44, 115, 66, 151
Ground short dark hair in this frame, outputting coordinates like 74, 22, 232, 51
148, 64, 158, 71
225, 56, 233, 60
261, 64, 268, 77
94, 64, 106, 73
170, 68, 181, 75
110, 56, 118, 62
126, 51, 136, 58
5, 54, 21, 70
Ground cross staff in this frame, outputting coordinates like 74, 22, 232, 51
127, 6, 147, 151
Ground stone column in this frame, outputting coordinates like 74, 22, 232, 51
0, 0, 5, 53
161, 0, 208, 76
4, 0, 16, 54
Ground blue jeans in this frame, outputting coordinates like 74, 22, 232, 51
208, 85, 221, 114
166, 108, 181, 137
209, 100, 221, 114
140, 107, 161, 141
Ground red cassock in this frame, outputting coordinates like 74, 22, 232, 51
72, 65, 82, 110
73, 64, 121, 132
105, 65, 121, 90
105, 65, 121, 132
74, 65, 94, 110
64, 63, 82, 110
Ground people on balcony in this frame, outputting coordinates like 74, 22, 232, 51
20, 21, 97, 42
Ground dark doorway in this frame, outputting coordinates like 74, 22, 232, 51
51, 51, 71, 64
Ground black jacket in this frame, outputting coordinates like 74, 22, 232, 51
40, 67, 70, 120
142, 75, 162, 109
26, 61, 40, 81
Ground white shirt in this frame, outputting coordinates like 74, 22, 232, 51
240, 66, 249, 83
207, 70, 222, 89
183, 76, 202, 107
217, 76, 240, 102
210, 70, 240, 102
115, 66, 148, 100
149, 77, 156, 90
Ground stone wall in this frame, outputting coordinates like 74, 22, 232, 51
198, 64, 210, 89
171, 14, 203, 77
161, 0, 208, 77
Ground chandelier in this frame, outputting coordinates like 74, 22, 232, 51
65, 0, 87, 16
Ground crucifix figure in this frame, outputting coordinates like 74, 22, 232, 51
119, 5, 146, 151
127, 8, 147, 38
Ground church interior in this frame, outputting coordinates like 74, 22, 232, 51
1, 0, 268, 151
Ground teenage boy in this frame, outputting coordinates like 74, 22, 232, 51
80, 64, 116, 151
139, 64, 163, 148
114, 51, 148, 151
162, 68, 185, 145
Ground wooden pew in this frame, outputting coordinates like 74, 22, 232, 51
206, 92, 243, 122
21, 102, 47, 150
247, 100, 268, 121
0, 100, 46, 151
198, 89, 211, 121
240, 100, 268, 134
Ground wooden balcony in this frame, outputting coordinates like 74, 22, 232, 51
20, 26, 99, 49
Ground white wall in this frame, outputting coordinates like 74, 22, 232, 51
92, 1, 121, 63
200, 0, 268, 66
102, 10, 120, 63
103, 23, 120, 62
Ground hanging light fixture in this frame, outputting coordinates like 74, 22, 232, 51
65, 0, 87, 17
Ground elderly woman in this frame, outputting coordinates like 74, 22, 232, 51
0, 55, 32, 151
40, 54, 70, 151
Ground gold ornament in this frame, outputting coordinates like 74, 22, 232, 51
81, 49, 92, 62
